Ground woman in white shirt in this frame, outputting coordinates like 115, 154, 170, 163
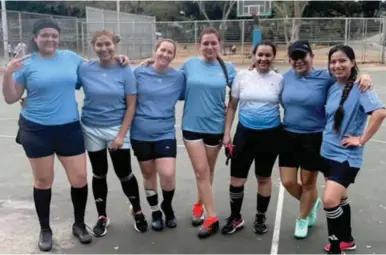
222, 40, 283, 235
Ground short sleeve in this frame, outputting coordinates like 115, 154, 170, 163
13, 69, 26, 86
359, 88, 384, 114
227, 63, 238, 87
231, 72, 242, 99
123, 66, 137, 95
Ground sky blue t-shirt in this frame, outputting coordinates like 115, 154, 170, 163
321, 83, 384, 168
131, 66, 185, 141
13, 50, 83, 125
181, 57, 237, 134
231, 69, 284, 130
281, 68, 336, 133
78, 61, 137, 128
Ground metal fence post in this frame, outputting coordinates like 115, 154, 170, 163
344, 18, 348, 45
194, 21, 198, 55
241, 20, 245, 64
381, 16, 386, 64
18, 12, 22, 42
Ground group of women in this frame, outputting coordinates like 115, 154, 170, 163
2, 18, 385, 255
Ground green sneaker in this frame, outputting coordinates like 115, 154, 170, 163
294, 218, 308, 239
308, 197, 321, 227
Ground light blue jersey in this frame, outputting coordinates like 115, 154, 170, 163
281, 69, 336, 133
321, 83, 384, 168
231, 69, 283, 129
78, 61, 137, 128
181, 57, 237, 134
131, 65, 185, 141
13, 50, 83, 125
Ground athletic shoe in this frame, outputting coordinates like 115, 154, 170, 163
92, 216, 110, 237
221, 215, 244, 235
308, 197, 321, 227
38, 228, 52, 252
253, 213, 267, 234
151, 210, 164, 231
197, 216, 219, 239
192, 203, 204, 227
129, 205, 149, 233
161, 202, 177, 228
294, 218, 308, 239
324, 241, 356, 252
72, 222, 92, 244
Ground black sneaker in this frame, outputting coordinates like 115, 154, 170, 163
93, 216, 110, 237
133, 212, 148, 233
151, 210, 164, 231
253, 213, 268, 234
197, 217, 219, 239
38, 228, 53, 252
221, 215, 244, 235
72, 223, 92, 244
161, 202, 177, 228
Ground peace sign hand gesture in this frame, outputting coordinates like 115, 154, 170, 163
5, 51, 31, 74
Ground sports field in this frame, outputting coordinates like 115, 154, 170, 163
1, 63, 386, 254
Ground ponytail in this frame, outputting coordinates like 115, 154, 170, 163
333, 82, 354, 132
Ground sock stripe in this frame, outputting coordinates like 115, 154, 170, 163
340, 198, 349, 207
325, 207, 343, 219
230, 191, 244, 199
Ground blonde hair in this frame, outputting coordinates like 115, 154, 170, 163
91, 30, 120, 45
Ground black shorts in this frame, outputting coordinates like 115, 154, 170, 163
230, 123, 281, 178
182, 130, 223, 147
131, 139, 177, 162
322, 158, 360, 188
17, 115, 85, 159
279, 130, 325, 172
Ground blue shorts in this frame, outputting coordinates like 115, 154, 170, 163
17, 115, 85, 158
131, 139, 177, 162
322, 157, 360, 188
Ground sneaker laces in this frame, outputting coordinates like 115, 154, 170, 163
96, 216, 107, 229
298, 219, 307, 229
192, 204, 203, 217
203, 217, 218, 230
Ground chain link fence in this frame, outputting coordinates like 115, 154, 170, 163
0, 10, 385, 66
83, 7, 156, 60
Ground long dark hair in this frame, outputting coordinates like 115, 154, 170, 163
26, 18, 61, 54
328, 44, 359, 132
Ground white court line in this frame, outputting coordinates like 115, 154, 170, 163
270, 183, 285, 255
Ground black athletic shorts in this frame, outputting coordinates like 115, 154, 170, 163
279, 130, 325, 172
230, 123, 281, 178
131, 139, 177, 162
17, 115, 85, 158
182, 130, 223, 147
321, 158, 360, 188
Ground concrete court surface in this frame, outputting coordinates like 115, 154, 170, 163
1, 65, 386, 254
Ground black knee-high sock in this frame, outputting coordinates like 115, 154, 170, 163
92, 176, 108, 217
88, 150, 109, 217
146, 189, 160, 211
340, 197, 353, 242
325, 205, 344, 253
257, 194, 271, 215
161, 189, 175, 209
120, 174, 142, 213
71, 185, 88, 224
109, 149, 142, 213
33, 187, 51, 230
230, 185, 244, 218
